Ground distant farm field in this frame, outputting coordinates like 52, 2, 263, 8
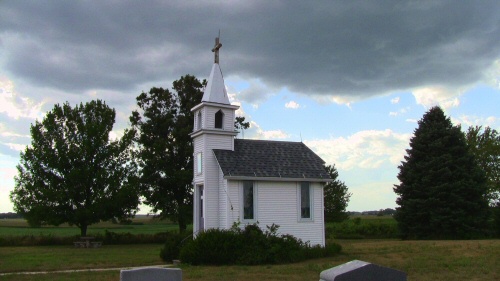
0, 217, 185, 237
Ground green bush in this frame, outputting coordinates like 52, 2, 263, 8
159, 232, 193, 261
177, 223, 341, 265
326, 217, 400, 239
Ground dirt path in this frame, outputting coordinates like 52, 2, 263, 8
0, 264, 172, 276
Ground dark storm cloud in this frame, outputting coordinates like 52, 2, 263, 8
1, 1, 499, 100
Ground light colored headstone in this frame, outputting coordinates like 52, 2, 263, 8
120, 267, 182, 281
320, 260, 406, 281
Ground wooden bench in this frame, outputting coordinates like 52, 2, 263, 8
73, 237, 102, 248
73, 241, 87, 248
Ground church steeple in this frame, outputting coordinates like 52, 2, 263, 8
191, 35, 239, 235
201, 35, 230, 105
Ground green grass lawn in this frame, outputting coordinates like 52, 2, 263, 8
1, 216, 499, 280
1, 239, 499, 281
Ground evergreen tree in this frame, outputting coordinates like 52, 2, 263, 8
394, 106, 490, 239
324, 164, 351, 222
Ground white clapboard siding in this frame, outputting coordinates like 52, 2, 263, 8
226, 180, 241, 226
218, 167, 227, 228
203, 133, 234, 229
203, 106, 235, 131
226, 180, 325, 246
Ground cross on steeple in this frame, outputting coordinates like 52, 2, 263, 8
212, 35, 222, 64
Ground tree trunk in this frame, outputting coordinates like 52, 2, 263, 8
80, 224, 88, 237
178, 204, 187, 233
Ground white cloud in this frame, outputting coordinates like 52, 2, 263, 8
452, 115, 500, 130
311, 94, 358, 108
0, 163, 17, 213
412, 86, 462, 110
389, 107, 409, 117
285, 100, 300, 109
0, 78, 45, 120
242, 121, 290, 140
390, 97, 400, 104
260, 129, 289, 139
483, 59, 500, 89
305, 129, 411, 170
228, 78, 276, 108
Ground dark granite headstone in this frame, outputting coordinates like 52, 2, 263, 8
320, 260, 406, 281
120, 267, 182, 281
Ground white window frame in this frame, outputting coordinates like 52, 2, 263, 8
298, 182, 313, 221
241, 181, 257, 222
196, 152, 202, 175
197, 111, 202, 130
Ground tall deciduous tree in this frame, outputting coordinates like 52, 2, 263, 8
130, 75, 204, 232
10, 100, 139, 236
465, 126, 500, 205
394, 106, 490, 239
324, 164, 351, 222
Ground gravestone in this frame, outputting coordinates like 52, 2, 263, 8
120, 267, 182, 281
320, 260, 406, 281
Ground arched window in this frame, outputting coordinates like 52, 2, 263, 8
197, 111, 202, 130
215, 110, 224, 129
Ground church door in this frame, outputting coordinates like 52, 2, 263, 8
198, 185, 204, 231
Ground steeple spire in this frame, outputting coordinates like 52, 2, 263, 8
202, 32, 229, 104
211, 32, 222, 64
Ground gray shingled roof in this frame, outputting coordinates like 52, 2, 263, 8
212, 139, 330, 181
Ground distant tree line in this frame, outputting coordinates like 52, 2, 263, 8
0, 212, 22, 219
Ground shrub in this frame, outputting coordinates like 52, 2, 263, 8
159, 232, 192, 262
177, 223, 341, 265
326, 217, 399, 239
178, 228, 241, 265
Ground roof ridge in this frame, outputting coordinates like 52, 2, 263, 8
235, 138, 302, 144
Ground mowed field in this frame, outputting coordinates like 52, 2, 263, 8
0, 216, 183, 237
1, 216, 499, 281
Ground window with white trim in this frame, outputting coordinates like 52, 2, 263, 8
299, 182, 312, 220
197, 111, 202, 130
242, 181, 255, 221
196, 152, 202, 174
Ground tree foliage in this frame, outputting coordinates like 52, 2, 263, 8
130, 75, 205, 232
324, 164, 351, 223
465, 126, 500, 205
10, 100, 139, 236
394, 106, 490, 239
234, 116, 250, 138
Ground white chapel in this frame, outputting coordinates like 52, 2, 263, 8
190, 37, 331, 246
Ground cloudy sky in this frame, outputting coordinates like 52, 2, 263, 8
1, 1, 499, 213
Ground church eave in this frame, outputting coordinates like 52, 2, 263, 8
222, 175, 332, 183
191, 101, 239, 112
190, 129, 239, 138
